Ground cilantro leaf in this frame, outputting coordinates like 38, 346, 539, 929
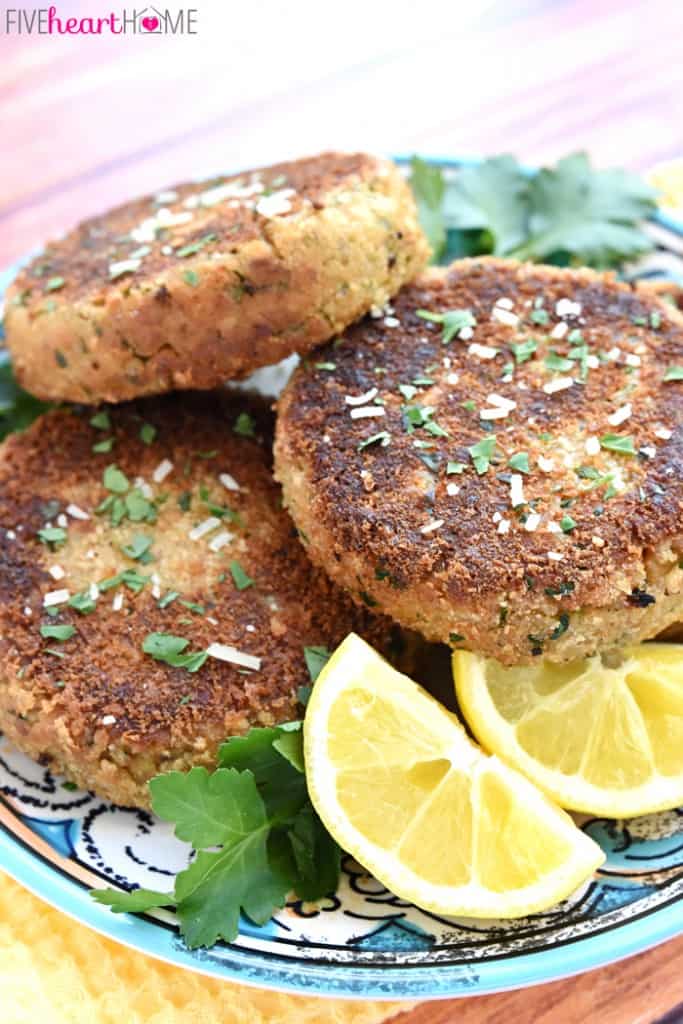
409, 156, 446, 259
664, 365, 683, 382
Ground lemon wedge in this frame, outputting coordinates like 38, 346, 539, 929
454, 644, 683, 818
304, 634, 604, 919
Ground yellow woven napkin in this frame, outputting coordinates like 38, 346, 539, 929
0, 872, 415, 1024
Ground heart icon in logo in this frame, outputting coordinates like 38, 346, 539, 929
141, 16, 159, 31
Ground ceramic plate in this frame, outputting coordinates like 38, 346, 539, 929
1, 158, 682, 1000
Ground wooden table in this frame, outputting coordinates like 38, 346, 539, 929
2, 1, 682, 1019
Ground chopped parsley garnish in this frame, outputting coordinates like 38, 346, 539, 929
664, 365, 683, 382
229, 561, 254, 591
99, 569, 149, 594
447, 461, 466, 475
416, 308, 476, 344
45, 276, 65, 292
358, 431, 391, 451
530, 309, 549, 325
103, 464, 130, 493
398, 384, 418, 401
40, 624, 75, 642
140, 423, 157, 445
121, 533, 154, 562
38, 526, 67, 548
508, 452, 530, 474
560, 514, 577, 533
468, 435, 497, 475
449, 633, 465, 644
183, 270, 200, 287
158, 591, 180, 609
462, 400, 477, 412
409, 152, 655, 267
545, 351, 575, 373
90, 411, 111, 430
69, 591, 97, 614
315, 362, 336, 371
91, 722, 339, 948
92, 438, 115, 453
233, 412, 256, 438
142, 633, 208, 672
600, 434, 637, 456
510, 339, 538, 364
175, 233, 217, 258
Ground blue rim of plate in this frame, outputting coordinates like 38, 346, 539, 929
0, 155, 682, 1000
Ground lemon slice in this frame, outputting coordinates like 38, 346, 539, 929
304, 634, 604, 919
453, 644, 683, 818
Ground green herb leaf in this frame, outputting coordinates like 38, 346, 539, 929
37, 526, 67, 547
511, 153, 656, 266
92, 437, 115, 453
90, 411, 111, 431
600, 434, 637, 456
103, 464, 130, 494
140, 423, 157, 445
358, 431, 391, 451
40, 624, 75, 642
510, 339, 538, 364
664, 365, 683, 382
416, 308, 476, 344
409, 156, 446, 259
441, 155, 529, 255
560, 514, 577, 533
121, 533, 153, 561
233, 412, 255, 438
142, 633, 208, 672
303, 645, 331, 683
0, 362, 52, 442
93, 721, 340, 944
468, 436, 497, 475
91, 888, 175, 914
508, 452, 530, 474
446, 461, 466, 475
229, 561, 254, 591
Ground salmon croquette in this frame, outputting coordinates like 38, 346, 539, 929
0, 392, 406, 807
275, 258, 683, 665
4, 153, 429, 404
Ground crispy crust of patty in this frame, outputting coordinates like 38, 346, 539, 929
0, 392, 406, 807
5, 153, 429, 404
275, 258, 683, 664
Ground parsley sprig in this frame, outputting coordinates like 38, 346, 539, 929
410, 153, 656, 267
91, 722, 340, 949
